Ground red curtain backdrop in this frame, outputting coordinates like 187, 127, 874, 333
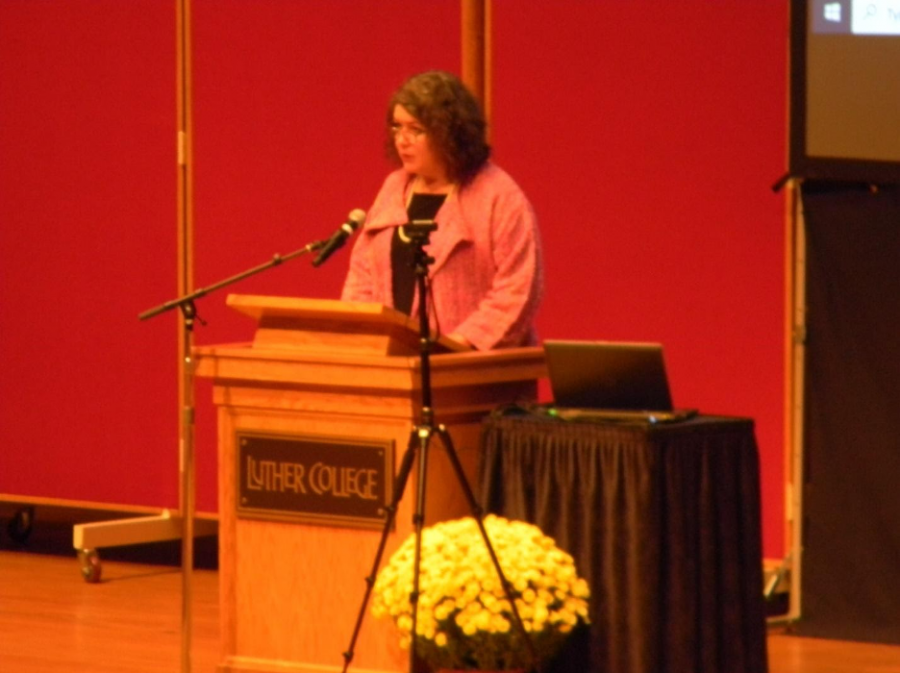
0, 1, 787, 558
490, 1, 788, 557
0, 1, 179, 506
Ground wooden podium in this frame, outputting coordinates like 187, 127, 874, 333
194, 295, 546, 673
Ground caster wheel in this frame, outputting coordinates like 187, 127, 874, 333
78, 549, 102, 583
7, 506, 35, 544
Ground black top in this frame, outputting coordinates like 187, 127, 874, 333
391, 192, 446, 315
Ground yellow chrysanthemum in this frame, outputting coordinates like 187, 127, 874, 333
371, 515, 591, 672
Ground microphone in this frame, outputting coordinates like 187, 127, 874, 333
312, 208, 366, 267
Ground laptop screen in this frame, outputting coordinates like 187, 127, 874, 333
543, 340, 674, 412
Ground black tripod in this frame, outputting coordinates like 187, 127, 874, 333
340, 221, 541, 673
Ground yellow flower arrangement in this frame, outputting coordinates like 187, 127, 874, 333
371, 515, 590, 671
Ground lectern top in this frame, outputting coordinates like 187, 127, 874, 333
225, 294, 468, 356
227, 295, 400, 323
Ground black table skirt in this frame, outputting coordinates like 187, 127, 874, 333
477, 414, 768, 673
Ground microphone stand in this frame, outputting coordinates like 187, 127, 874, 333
139, 241, 325, 321
138, 238, 325, 672
340, 221, 541, 673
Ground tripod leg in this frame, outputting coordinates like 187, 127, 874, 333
407, 423, 434, 673
340, 431, 419, 673
432, 425, 543, 673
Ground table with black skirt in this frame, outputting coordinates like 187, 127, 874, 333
477, 413, 768, 673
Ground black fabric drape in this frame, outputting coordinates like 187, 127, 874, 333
477, 415, 767, 673
797, 182, 900, 644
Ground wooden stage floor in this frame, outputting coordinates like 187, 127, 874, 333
1, 550, 899, 673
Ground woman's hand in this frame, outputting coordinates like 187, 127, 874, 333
447, 332, 475, 350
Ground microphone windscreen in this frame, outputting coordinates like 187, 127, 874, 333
347, 208, 367, 229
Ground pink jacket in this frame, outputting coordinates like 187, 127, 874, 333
341, 162, 543, 350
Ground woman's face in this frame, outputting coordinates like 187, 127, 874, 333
392, 105, 448, 185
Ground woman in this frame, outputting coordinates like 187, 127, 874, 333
341, 70, 543, 350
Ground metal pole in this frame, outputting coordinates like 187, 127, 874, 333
176, 0, 195, 670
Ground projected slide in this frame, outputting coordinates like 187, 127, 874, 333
801, 0, 900, 170
812, 0, 900, 34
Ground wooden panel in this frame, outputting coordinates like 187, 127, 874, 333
219, 408, 408, 671
194, 344, 545, 388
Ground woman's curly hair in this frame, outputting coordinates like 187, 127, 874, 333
386, 70, 491, 184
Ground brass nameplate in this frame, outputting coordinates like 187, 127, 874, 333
236, 431, 393, 530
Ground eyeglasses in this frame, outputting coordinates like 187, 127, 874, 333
390, 123, 426, 142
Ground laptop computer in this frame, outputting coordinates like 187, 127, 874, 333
543, 340, 697, 423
